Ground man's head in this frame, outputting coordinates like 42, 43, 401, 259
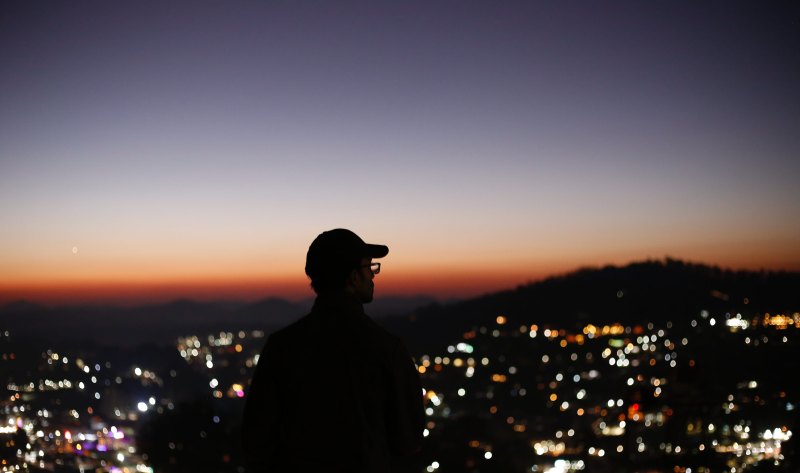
305, 229, 388, 302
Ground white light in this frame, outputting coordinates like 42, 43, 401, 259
423, 429, 430, 437
137, 402, 148, 412
484, 451, 492, 460
458, 388, 466, 397
117, 453, 124, 462
210, 378, 219, 389
456, 343, 473, 353
148, 397, 156, 405
134, 367, 142, 376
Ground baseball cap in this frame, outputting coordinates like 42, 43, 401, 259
305, 228, 388, 277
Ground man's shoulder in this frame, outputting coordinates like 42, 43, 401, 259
363, 315, 402, 342
267, 311, 316, 341
267, 304, 405, 349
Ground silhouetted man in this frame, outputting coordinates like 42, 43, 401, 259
243, 229, 425, 472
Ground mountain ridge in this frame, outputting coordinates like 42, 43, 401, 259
2, 258, 797, 348
380, 258, 800, 353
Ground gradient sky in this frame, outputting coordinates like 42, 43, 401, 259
1, 1, 799, 305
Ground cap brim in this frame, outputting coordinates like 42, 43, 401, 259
364, 243, 389, 258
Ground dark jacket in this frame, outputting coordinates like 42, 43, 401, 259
242, 292, 425, 472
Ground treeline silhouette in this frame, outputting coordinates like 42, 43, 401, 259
384, 258, 800, 353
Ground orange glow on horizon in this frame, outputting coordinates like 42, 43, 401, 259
0, 276, 310, 307
1, 255, 797, 307
0, 261, 555, 306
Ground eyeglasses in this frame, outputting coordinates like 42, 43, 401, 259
362, 262, 381, 275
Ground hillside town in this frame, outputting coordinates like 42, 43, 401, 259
2, 299, 797, 472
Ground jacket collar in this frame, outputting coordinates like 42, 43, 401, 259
311, 291, 365, 317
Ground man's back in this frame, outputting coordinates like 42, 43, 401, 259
242, 292, 424, 472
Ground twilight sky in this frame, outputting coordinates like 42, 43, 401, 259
1, 1, 799, 305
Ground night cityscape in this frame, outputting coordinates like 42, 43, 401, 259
2, 263, 798, 473
3, 2, 799, 472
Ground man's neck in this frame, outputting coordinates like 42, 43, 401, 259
316, 290, 364, 307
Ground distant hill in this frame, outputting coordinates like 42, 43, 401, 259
0, 297, 307, 346
381, 258, 800, 353
0, 294, 438, 347
3, 259, 797, 349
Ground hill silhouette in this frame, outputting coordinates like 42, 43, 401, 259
0, 294, 437, 346
0, 297, 308, 346
383, 258, 800, 353
2, 258, 797, 349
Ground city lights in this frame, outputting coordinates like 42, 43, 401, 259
1, 296, 796, 473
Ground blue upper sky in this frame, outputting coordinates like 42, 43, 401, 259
1, 1, 798, 303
